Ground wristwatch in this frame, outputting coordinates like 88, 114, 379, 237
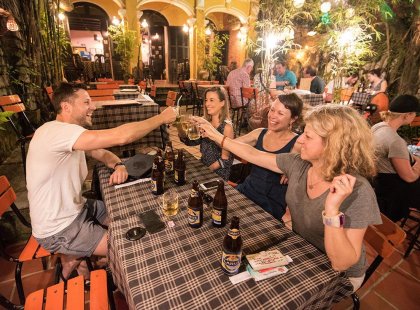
322, 211, 345, 228
113, 162, 126, 170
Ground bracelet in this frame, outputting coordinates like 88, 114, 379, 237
113, 162, 125, 170
221, 136, 227, 148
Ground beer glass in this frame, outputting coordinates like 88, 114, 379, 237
180, 115, 190, 133
162, 190, 179, 217
187, 123, 200, 141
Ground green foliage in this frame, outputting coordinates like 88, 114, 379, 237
0, 111, 14, 131
202, 33, 228, 78
108, 24, 137, 77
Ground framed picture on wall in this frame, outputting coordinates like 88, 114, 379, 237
72, 46, 86, 54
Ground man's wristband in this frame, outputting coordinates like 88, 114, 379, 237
113, 162, 125, 170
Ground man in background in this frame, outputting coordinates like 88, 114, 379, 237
275, 61, 297, 90
303, 66, 325, 94
226, 58, 254, 108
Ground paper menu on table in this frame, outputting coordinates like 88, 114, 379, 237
246, 250, 289, 271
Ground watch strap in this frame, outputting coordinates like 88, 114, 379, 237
322, 211, 345, 228
113, 162, 125, 170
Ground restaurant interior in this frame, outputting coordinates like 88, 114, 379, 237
0, 0, 419, 309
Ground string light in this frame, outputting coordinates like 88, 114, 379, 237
205, 27, 212, 36
141, 19, 148, 28
58, 12, 65, 21
6, 15, 19, 31
293, 0, 305, 9
182, 24, 189, 33
112, 16, 120, 26
320, 2, 332, 13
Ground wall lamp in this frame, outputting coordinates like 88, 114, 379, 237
0, 8, 19, 35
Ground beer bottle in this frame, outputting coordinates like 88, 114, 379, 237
221, 216, 242, 276
151, 156, 164, 195
164, 142, 175, 176
174, 149, 186, 185
187, 180, 203, 228
212, 180, 227, 227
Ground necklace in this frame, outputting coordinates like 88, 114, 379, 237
308, 168, 326, 190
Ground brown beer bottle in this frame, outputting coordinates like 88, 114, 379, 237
187, 180, 203, 228
212, 180, 227, 227
221, 216, 242, 275
151, 156, 164, 195
174, 149, 186, 185
164, 141, 175, 176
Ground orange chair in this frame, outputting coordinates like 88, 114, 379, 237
96, 83, 119, 90
24, 269, 113, 310
45, 86, 53, 101
97, 78, 114, 82
166, 91, 178, 107
0, 95, 36, 176
87, 89, 115, 101
0, 176, 61, 304
369, 92, 389, 125
351, 213, 406, 309
234, 87, 258, 135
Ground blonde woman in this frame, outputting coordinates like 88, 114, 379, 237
193, 105, 381, 291
180, 86, 234, 180
372, 95, 420, 222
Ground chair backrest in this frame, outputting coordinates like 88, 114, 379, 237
91, 96, 115, 101
96, 83, 119, 90
45, 86, 54, 101
87, 89, 114, 97
166, 91, 178, 107
369, 93, 389, 124
0, 95, 36, 137
24, 269, 108, 310
362, 213, 406, 286
410, 116, 420, 128
299, 78, 312, 91
240, 87, 258, 107
149, 85, 157, 98
0, 175, 17, 217
340, 88, 354, 102
97, 78, 114, 82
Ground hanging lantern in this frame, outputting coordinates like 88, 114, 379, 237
6, 15, 19, 31
293, 0, 305, 9
320, 2, 331, 13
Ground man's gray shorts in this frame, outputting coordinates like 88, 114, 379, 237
35, 200, 107, 257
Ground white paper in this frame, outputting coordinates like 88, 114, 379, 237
114, 178, 151, 189
229, 271, 252, 285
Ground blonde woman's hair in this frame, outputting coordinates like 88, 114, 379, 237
305, 104, 376, 181
380, 110, 407, 122
203, 86, 231, 124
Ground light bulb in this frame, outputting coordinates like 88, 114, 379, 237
6, 16, 19, 32
182, 24, 189, 33
293, 0, 305, 9
205, 28, 211, 36
141, 19, 148, 28
112, 16, 120, 26
58, 12, 65, 21
307, 31, 317, 36
320, 2, 331, 13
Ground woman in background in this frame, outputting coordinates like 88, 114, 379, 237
367, 68, 387, 95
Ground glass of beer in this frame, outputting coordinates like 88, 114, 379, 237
180, 115, 190, 133
162, 190, 179, 217
187, 122, 200, 140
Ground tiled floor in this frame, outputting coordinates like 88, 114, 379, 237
1, 107, 419, 309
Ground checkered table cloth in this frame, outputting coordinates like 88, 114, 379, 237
91, 101, 167, 155
350, 92, 372, 105
119, 85, 139, 90
114, 90, 141, 100
300, 94, 325, 106
98, 153, 353, 309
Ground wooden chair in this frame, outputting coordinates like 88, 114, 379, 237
96, 83, 119, 90
87, 89, 115, 101
191, 82, 204, 116
340, 88, 355, 103
0, 95, 37, 176
0, 175, 61, 305
166, 91, 178, 107
369, 92, 389, 125
351, 213, 406, 310
400, 208, 420, 258
97, 78, 114, 82
178, 81, 193, 111
24, 269, 114, 310
233, 87, 257, 136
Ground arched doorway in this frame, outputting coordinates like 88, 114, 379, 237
139, 10, 169, 81
65, 2, 111, 81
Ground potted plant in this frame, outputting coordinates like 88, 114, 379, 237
198, 31, 228, 81
108, 23, 137, 83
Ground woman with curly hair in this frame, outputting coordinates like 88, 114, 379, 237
193, 105, 381, 291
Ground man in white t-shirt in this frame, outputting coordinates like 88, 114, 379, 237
26, 82, 176, 277
324, 73, 359, 102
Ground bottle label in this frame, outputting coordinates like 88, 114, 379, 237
221, 252, 241, 275
165, 160, 173, 173
212, 209, 222, 225
228, 229, 240, 240
187, 208, 200, 225
151, 180, 157, 193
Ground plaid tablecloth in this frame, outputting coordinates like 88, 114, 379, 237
91, 101, 167, 155
350, 92, 372, 105
114, 90, 141, 100
119, 85, 139, 90
300, 94, 325, 106
98, 153, 353, 309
